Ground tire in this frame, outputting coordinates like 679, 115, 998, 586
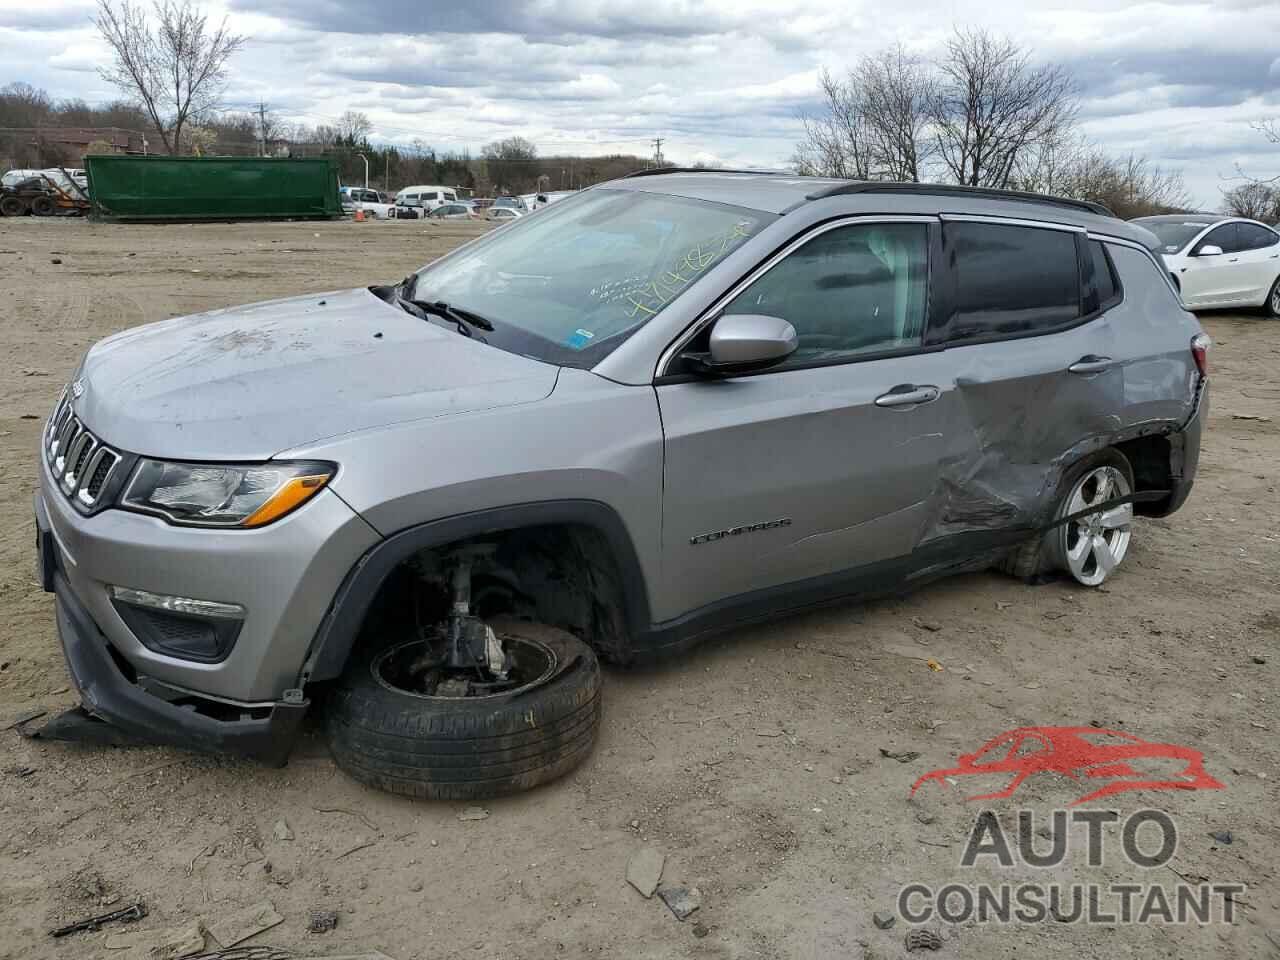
1266, 275, 1280, 319
1000, 449, 1135, 586
31, 196, 55, 217
0, 196, 24, 217
325, 618, 602, 800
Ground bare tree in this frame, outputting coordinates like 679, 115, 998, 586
792, 68, 878, 179
1222, 182, 1279, 222
855, 46, 936, 181
0, 81, 53, 126
336, 110, 372, 144
95, 0, 245, 155
1011, 133, 1190, 217
926, 28, 1077, 188
482, 136, 538, 193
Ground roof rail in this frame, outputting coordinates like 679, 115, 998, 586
623, 167, 785, 178
805, 181, 1116, 218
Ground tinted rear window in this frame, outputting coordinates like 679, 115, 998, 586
944, 222, 1080, 340
1238, 222, 1279, 250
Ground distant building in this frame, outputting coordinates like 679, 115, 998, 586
0, 126, 148, 169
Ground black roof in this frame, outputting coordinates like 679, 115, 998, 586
616, 169, 1117, 218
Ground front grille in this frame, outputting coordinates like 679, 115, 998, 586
44, 390, 123, 509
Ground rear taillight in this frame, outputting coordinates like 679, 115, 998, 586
1191, 333, 1211, 377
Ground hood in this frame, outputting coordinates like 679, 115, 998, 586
72, 288, 559, 460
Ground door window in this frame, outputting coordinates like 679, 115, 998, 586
722, 222, 929, 368
941, 222, 1080, 341
1237, 222, 1279, 250
1196, 223, 1241, 254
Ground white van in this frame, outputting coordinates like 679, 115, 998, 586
394, 185, 458, 219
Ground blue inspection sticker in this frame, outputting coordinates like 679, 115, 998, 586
565, 328, 595, 350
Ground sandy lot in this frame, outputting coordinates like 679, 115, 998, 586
0, 216, 1276, 960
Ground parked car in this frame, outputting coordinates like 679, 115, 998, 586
1132, 214, 1280, 316
486, 206, 522, 222
340, 186, 395, 219
427, 202, 478, 220
394, 185, 459, 219
36, 173, 1206, 800
492, 196, 528, 212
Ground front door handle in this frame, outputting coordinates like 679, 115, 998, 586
875, 384, 940, 407
1068, 355, 1113, 375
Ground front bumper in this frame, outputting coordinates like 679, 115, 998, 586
37, 452, 380, 703
38, 496, 307, 765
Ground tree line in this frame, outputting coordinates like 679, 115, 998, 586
793, 28, 1196, 219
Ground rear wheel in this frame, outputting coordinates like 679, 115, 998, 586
1266, 275, 1280, 318
30, 196, 55, 216
325, 618, 602, 800
1001, 449, 1135, 587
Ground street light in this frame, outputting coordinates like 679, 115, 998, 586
356, 152, 369, 189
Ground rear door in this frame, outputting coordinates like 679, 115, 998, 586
1235, 222, 1280, 303
655, 217, 954, 620
923, 217, 1122, 542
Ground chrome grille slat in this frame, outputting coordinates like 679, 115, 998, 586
62, 432, 97, 493
44, 391, 122, 510
78, 447, 119, 506
53, 417, 81, 472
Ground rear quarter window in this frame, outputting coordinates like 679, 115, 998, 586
1089, 240, 1121, 311
1108, 244, 1186, 326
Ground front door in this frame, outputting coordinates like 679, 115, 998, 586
1181, 223, 1253, 307
655, 218, 952, 621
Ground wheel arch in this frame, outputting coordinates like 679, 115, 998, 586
299, 499, 652, 685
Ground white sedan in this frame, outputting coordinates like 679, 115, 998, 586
1134, 215, 1280, 316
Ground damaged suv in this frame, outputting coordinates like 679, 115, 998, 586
35, 172, 1208, 799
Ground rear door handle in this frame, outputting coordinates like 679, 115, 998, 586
1068, 355, 1113, 375
875, 384, 940, 407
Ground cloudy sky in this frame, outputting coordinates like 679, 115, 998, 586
2, 0, 1278, 206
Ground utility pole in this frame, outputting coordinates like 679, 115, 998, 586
257, 101, 268, 157
652, 137, 665, 168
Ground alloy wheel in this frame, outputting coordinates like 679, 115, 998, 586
1056, 466, 1133, 586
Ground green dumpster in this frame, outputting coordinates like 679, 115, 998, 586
85, 155, 342, 221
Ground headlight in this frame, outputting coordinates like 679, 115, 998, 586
121, 460, 335, 528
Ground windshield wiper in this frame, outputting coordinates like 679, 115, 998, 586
409, 299, 494, 336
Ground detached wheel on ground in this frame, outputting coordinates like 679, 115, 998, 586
325, 618, 602, 800
1001, 449, 1135, 587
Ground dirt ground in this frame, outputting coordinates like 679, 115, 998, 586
0, 216, 1276, 960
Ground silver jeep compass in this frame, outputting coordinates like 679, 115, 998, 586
35, 172, 1208, 799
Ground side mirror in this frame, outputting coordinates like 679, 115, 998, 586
1196, 244, 1224, 257
684, 313, 798, 375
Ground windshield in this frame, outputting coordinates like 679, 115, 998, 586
409, 188, 772, 367
1136, 218, 1213, 254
